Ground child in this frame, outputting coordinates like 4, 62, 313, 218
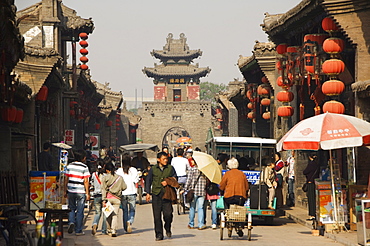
262, 158, 277, 209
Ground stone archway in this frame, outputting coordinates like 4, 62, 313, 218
162, 127, 190, 153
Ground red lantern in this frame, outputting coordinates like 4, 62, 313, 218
80, 49, 88, 55
69, 101, 78, 108
14, 108, 23, 123
79, 32, 88, 40
247, 112, 255, 119
79, 40, 88, 47
322, 59, 345, 75
322, 80, 345, 96
287, 46, 299, 53
36, 85, 48, 101
246, 90, 253, 100
322, 100, 345, 114
323, 38, 344, 54
261, 76, 269, 83
95, 123, 100, 130
80, 56, 89, 63
304, 54, 315, 74
303, 34, 329, 46
69, 109, 75, 116
262, 112, 270, 120
260, 98, 271, 106
276, 76, 284, 87
257, 84, 270, 96
322, 17, 339, 33
277, 106, 294, 117
247, 102, 254, 109
106, 120, 112, 127
115, 118, 120, 122
276, 60, 283, 71
277, 91, 294, 102
1, 106, 17, 122
80, 64, 89, 70
276, 44, 288, 54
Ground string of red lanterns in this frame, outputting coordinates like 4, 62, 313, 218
321, 17, 345, 114
79, 33, 89, 70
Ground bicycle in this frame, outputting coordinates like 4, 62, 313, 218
136, 169, 147, 205
0, 204, 36, 246
176, 184, 186, 215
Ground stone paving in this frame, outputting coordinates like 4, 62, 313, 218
61, 202, 353, 246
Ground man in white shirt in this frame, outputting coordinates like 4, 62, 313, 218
171, 148, 188, 184
286, 150, 295, 207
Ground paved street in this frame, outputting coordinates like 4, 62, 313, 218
68, 202, 344, 246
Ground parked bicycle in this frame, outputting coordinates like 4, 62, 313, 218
0, 204, 36, 246
136, 169, 148, 205
176, 184, 186, 215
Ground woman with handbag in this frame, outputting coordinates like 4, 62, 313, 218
101, 162, 127, 237
184, 158, 207, 230
303, 152, 320, 221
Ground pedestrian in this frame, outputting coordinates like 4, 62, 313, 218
303, 152, 320, 221
184, 159, 207, 230
101, 162, 127, 237
64, 149, 91, 236
131, 151, 151, 171
38, 142, 54, 171
171, 148, 188, 185
107, 146, 117, 160
116, 154, 139, 234
261, 157, 277, 209
274, 152, 286, 208
286, 150, 295, 207
162, 146, 173, 164
204, 178, 219, 230
145, 151, 177, 241
217, 153, 229, 170
219, 157, 249, 237
99, 145, 107, 159
219, 157, 249, 208
91, 161, 107, 235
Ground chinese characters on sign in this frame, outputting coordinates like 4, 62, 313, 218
64, 129, 74, 145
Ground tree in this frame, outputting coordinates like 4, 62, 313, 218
199, 82, 227, 107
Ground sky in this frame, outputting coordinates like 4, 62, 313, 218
15, 0, 302, 98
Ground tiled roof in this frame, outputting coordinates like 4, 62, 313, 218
150, 33, 202, 61
14, 61, 56, 95
93, 81, 123, 117
143, 64, 211, 78
151, 49, 202, 59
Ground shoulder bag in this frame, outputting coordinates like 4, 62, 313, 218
185, 173, 201, 203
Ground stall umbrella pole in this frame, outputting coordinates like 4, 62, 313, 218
329, 150, 339, 230
43, 172, 46, 209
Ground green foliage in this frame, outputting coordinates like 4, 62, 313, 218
200, 82, 227, 107
129, 108, 138, 114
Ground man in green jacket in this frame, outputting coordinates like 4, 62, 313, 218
145, 151, 177, 241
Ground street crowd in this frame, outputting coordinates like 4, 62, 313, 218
43, 143, 320, 241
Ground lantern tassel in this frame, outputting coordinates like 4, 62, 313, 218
300, 103, 305, 120
314, 106, 321, 115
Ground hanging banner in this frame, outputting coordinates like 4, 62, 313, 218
64, 129, 75, 145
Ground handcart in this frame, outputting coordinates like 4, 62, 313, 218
219, 205, 252, 241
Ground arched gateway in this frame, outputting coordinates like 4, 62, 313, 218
162, 127, 190, 151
